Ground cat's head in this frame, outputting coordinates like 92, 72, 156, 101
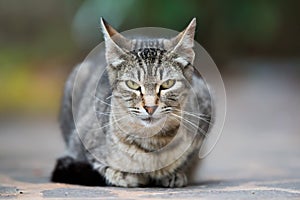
101, 18, 196, 126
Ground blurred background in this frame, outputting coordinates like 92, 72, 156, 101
0, 0, 299, 116
0, 0, 299, 185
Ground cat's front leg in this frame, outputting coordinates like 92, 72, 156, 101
104, 168, 149, 187
159, 172, 188, 187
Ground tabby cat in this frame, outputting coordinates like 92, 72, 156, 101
51, 18, 212, 187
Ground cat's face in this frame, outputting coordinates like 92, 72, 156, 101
101, 18, 196, 126
113, 47, 193, 126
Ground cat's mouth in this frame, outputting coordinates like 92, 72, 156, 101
141, 117, 154, 123
140, 116, 165, 126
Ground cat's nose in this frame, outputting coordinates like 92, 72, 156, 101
144, 106, 158, 115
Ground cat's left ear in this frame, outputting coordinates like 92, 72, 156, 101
170, 18, 196, 64
100, 18, 131, 67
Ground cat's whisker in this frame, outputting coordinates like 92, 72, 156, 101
175, 110, 213, 126
93, 98, 113, 107
89, 93, 119, 108
159, 106, 173, 114
169, 115, 206, 137
174, 108, 211, 116
170, 113, 208, 137
94, 111, 124, 116
93, 108, 124, 116
90, 115, 128, 131
94, 112, 110, 116
106, 94, 114, 100
128, 107, 141, 116
170, 113, 198, 129
94, 109, 124, 114
174, 108, 214, 119
170, 116, 197, 132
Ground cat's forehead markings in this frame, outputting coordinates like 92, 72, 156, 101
132, 39, 164, 49
145, 76, 157, 83
132, 48, 165, 59
130, 48, 167, 77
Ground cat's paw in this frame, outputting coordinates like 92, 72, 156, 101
105, 168, 148, 187
160, 172, 187, 187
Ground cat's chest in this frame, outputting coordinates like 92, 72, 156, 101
103, 126, 200, 173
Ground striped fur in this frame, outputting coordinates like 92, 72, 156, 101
52, 18, 212, 187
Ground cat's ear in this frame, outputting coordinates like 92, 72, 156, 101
170, 18, 196, 64
100, 18, 131, 67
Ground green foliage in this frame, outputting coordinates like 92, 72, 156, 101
0, 0, 298, 115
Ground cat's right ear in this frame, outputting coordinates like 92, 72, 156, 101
167, 18, 196, 64
100, 18, 131, 67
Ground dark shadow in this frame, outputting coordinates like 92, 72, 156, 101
51, 156, 107, 186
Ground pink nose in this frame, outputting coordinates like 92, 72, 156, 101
144, 106, 158, 115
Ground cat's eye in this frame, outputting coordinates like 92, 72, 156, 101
126, 80, 140, 90
161, 79, 176, 89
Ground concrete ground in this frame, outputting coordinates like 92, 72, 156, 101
0, 62, 300, 199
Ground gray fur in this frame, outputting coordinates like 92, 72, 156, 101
58, 18, 212, 187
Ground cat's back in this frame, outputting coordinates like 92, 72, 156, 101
59, 50, 111, 143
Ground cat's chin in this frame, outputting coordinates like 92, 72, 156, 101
139, 116, 165, 127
